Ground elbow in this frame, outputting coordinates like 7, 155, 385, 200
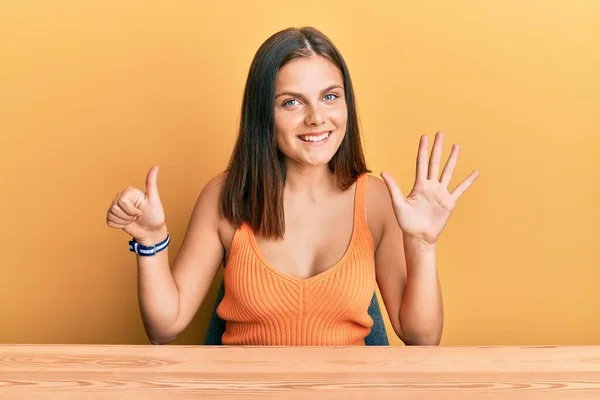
396, 313, 443, 346
147, 332, 166, 345
146, 327, 179, 345
148, 334, 176, 345
395, 321, 442, 346
402, 335, 441, 346
400, 330, 442, 346
144, 315, 182, 345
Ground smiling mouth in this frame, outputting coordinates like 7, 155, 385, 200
298, 131, 332, 143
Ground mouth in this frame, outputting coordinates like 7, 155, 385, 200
297, 130, 332, 144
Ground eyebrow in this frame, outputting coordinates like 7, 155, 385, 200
274, 84, 344, 99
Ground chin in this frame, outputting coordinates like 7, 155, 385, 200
299, 152, 337, 167
307, 160, 333, 168
282, 153, 331, 168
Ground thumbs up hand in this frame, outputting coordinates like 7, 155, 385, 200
106, 166, 167, 245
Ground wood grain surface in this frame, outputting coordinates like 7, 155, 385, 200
1, 345, 599, 399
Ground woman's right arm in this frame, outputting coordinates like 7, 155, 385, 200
107, 167, 225, 344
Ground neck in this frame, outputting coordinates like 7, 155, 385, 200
283, 161, 338, 200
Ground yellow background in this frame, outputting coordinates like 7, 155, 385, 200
1, 1, 598, 345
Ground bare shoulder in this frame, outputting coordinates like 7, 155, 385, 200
197, 172, 236, 251
366, 174, 392, 203
365, 174, 395, 249
192, 172, 227, 217
184, 172, 227, 234
200, 172, 227, 202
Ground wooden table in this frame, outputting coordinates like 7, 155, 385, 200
1, 345, 599, 399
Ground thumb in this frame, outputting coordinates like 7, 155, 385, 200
380, 171, 406, 208
145, 165, 161, 203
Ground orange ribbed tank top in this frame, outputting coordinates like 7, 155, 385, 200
217, 173, 376, 345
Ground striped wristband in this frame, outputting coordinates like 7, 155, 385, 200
129, 233, 170, 256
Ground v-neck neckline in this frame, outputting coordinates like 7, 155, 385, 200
244, 175, 363, 285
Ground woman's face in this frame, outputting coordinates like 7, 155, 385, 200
273, 55, 347, 168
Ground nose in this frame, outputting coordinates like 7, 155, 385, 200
304, 103, 325, 126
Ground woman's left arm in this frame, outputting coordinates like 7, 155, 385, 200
398, 236, 442, 345
375, 131, 479, 345
373, 192, 444, 346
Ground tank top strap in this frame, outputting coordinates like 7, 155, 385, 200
353, 173, 368, 226
353, 173, 374, 249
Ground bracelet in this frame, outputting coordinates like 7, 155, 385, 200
129, 233, 170, 257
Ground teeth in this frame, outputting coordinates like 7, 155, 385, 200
300, 131, 331, 142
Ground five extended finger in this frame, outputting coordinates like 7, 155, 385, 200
428, 131, 444, 180
440, 144, 459, 187
416, 135, 429, 182
380, 171, 406, 208
452, 170, 480, 200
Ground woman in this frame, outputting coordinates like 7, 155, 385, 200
106, 27, 478, 346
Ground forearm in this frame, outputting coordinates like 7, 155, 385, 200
136, 225, 180, 344
399, 238, 443, 345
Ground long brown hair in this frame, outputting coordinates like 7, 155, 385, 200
219, 27, 370, 239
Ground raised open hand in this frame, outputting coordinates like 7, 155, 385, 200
381, 132, 479, 245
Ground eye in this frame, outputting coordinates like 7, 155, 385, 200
283, 99, 300, 107
324, 93, 339, 101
